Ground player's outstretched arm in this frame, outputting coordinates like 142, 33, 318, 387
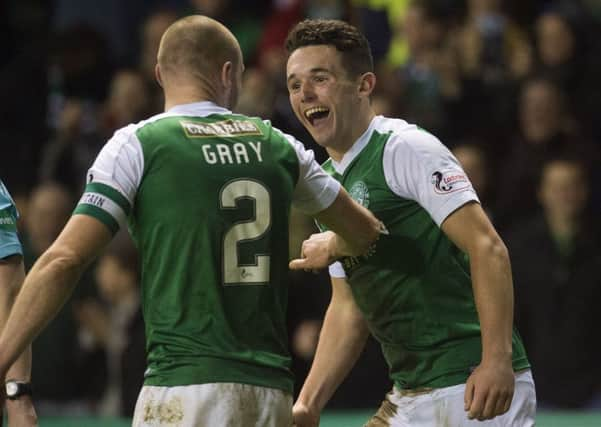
441, 202, 515, 421
290, 188, 383, 270
0, 215, 113, 389
0, 256, 37, 426
293, 276, 369, 426
289, 207, 319, 261
316, 187, 382, 257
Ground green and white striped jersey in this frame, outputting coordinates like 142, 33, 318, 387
74, 101, 340, 393
325, 116, 529, 390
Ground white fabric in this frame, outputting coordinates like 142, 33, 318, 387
329, 261, 346, 278
76, 190, 129, 228
87, 101, 340, 224
328, 116, 479, 227
132, 383, 292, 427
275, 129, 341, 215
367, 370, 536, 427
87, 124, 144, 210
381, 121, 478, 226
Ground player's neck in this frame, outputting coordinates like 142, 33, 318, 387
163, 83, 224, 111
327, 109, 376, 163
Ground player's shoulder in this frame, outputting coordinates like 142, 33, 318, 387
376, 116, 449, 161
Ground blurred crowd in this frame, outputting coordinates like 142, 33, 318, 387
2, 0, 601, 417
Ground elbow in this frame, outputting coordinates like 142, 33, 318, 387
38, 245, 87, 278
474, 232, 510, 265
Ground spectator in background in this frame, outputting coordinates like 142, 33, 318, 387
21, 182, 105, 415
449, 0, 532, 139
506, 156, 601, 409
455, 0, 531, 83
533, 4, 601, 139
76, 231, 145, 417
452, 143, 493, 217
235, 67, 276, 118
139, 9, 179, 112
189, 0, 266, 61
494, 76, 598, 229
40, 69, 152, 193
388, 0, 460, 139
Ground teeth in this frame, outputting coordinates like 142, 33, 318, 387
304, 107, 329, 119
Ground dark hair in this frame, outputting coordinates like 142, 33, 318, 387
285, 19, 374, 77
537, 151, 590, 188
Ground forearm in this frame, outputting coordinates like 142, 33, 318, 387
469, 236, 514, 362
297, 299, 369, 412
0, 249, 85, 373
0, 258, 32, 381
315, 189, 382, 257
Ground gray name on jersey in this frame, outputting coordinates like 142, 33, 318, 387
202, 142, 263, 165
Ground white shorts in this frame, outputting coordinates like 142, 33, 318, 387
132, 382, 292, 427
365, 370, 536, 427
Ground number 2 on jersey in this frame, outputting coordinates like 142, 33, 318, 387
220, 179, 271, 285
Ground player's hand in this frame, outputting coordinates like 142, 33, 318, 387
292, 401, 320, 427
6, 395, 38, 427
464, 357, 515, 421
289, 231, 336, 272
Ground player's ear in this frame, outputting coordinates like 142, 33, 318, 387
221, 61, 233, 90
155, 64, 163, 88
358, 72, 376, 98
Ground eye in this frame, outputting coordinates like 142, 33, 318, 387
313, 75, 328, 83
288, 81, 301, 93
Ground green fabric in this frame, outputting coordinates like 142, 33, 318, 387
84, 182, 131, 215
73, 204, 120, 234
130, 114, 300, 393
322, 130, 529, 390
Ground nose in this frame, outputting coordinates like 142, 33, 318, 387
300, 81, 316, 102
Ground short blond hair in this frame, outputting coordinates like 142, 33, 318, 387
158, 15, 241, 83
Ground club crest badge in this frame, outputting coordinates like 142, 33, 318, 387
349, 181, 370, 207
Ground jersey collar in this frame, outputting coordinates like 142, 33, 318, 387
330, 115, 382, 175
167, 101, 231, 117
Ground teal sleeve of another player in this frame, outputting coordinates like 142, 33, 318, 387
0, 215, 22, 259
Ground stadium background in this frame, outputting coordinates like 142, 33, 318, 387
2, 0, 601, 425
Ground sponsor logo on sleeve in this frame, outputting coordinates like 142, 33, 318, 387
431, 170, 470, 194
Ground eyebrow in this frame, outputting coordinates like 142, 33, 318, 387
287, 67, 332, 82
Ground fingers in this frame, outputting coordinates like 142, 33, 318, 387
289, 258, 309, 270
468, 388, 513, 421
467, 388, 487, 420
503, 392, 514, 414
494, 393, 509, 418
480, 390, 498, 420
464, 378, 474, 412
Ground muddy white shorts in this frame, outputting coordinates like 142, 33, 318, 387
365, 370, 536, 427
132, 382, 293, 427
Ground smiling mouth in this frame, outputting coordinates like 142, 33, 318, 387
304, 106, 330, 126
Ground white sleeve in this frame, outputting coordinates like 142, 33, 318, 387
277, 130, 341, 215
383, 129, 479, 226
74, 125, 144, 232
328, 261, 347, 278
